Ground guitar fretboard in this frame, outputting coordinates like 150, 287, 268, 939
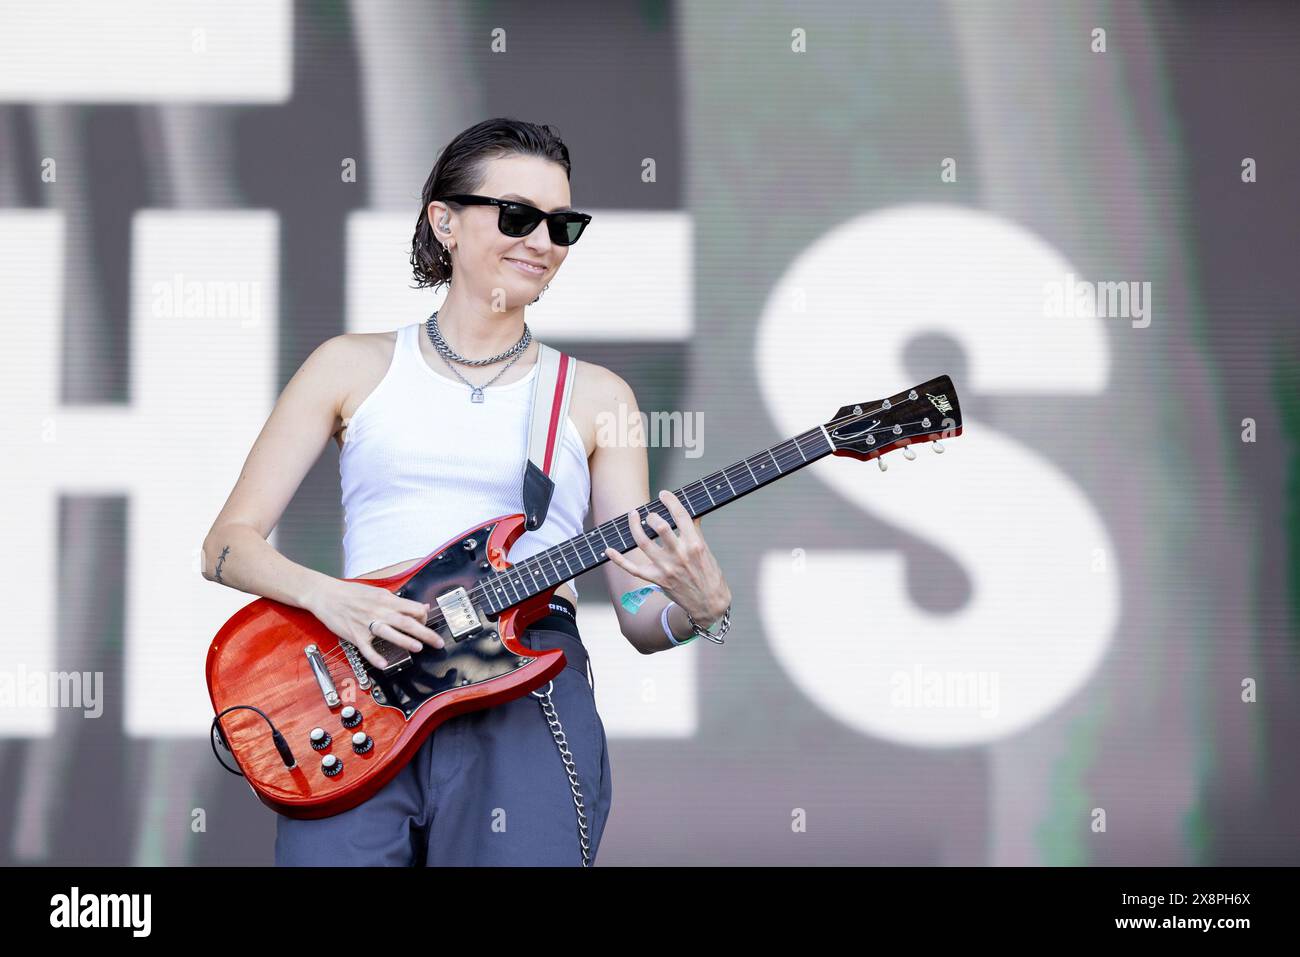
481, 425, 834, 614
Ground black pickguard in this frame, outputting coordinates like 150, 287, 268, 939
361, 523, 540, 720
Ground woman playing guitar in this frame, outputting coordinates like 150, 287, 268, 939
201, 118, 733, 866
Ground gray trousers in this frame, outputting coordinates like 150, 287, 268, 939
274, 609, 612, 866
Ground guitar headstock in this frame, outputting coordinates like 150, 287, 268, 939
825, 375, 963, 466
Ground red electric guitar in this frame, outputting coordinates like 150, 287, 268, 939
206, 375, 964, 818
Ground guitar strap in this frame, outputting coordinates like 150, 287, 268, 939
521, 343, 576, 531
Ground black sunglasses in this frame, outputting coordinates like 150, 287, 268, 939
436, 194, 592, 246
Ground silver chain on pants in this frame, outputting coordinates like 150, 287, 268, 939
530, 679, 592, 867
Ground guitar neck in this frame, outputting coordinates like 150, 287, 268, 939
482, 424, 835, 614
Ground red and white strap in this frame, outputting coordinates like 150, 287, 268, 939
521, 344, 576, 531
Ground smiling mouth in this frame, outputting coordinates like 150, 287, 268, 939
505, 258, 546, 274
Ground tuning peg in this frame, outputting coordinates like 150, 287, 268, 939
876, 457, 888, 472
932, 440, 945, 454
901, 445, 916, 461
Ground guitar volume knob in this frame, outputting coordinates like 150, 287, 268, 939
351, 731, 374, 754
321, 754, 343, 777
309, 727, 331, 750
340, 706, 362, 728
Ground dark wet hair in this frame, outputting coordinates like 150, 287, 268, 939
410, 117, 573, 291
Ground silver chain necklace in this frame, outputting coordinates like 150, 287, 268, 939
425, 310, 532, 403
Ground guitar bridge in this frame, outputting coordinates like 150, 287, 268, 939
436, 586, 484, 640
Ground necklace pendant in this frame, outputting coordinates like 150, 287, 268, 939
470, 387, 485, 403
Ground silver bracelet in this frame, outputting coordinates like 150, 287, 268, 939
685, 603, 730, 644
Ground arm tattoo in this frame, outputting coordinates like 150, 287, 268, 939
214, 545, 230, 584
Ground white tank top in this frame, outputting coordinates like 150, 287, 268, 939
339, 322, 591, 596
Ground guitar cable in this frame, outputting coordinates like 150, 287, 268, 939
210, 705, 297, 776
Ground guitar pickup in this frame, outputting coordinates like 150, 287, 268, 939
435, 586, 484, 640
369, 637, 412, 676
